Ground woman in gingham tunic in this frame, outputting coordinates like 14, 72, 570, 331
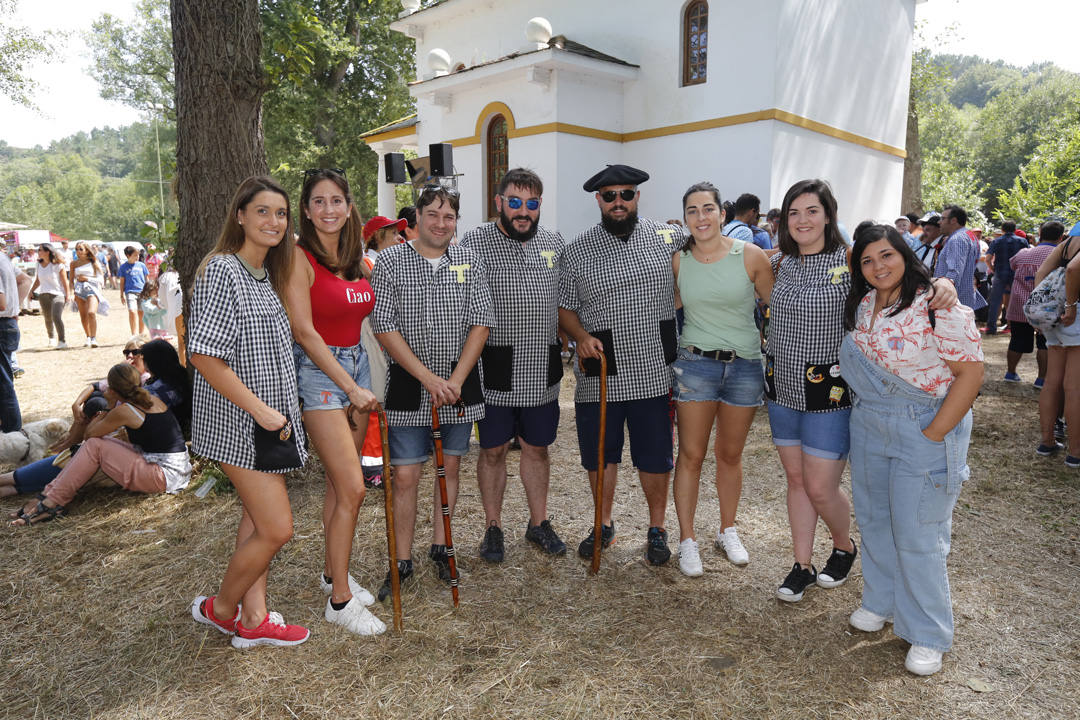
766, 179, 956, 603
187, 176, 310, 649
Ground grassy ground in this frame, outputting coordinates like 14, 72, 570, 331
2, 293, 1078, 719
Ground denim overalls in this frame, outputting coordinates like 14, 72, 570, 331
839, 334, 971, 652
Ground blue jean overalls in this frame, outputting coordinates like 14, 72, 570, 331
839, 334, 971, 652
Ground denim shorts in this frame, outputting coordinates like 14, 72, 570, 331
388, 422, 472, 466
477, 401, 559, 449
1042, 319, 1080, 348
672, 348, 764, 406
575, 394, 673, 473
73, 281, 96, 300
124, 292, 141, 312
767, 401, 851, 461
295, 342, 371, 412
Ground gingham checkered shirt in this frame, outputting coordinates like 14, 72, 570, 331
188, 254, 308, 470
934, 228, 988, 310
460, 222, 564, 407
371, 241, 495, 426
765, 247, 851, 412
559, 217, 684, 403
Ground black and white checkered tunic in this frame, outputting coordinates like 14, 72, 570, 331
765, 246, 851, 412
188, 254, 308, 471
460, 222, 564, 407
370, 242, 495, 426
559, 217, 684, 403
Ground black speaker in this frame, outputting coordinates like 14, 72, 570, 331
429, 143, 453, 176
384, 152, 407, 183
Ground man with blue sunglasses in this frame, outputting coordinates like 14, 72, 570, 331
461, 168, 568, 563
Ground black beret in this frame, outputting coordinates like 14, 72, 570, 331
582, 164, 650, 192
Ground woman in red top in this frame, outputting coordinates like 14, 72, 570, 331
286, 168, 385, 636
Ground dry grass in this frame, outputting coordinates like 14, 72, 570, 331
2, 294, 1079, 719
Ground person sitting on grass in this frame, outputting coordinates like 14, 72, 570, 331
9, 363, 191, 525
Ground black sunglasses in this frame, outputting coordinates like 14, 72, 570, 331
303, 167, 346, 179
123, 349, 142, 357
501, 195, 539, 211
600, 189, 637, 203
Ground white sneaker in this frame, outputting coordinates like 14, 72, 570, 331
56, 342, 67, 349
905, 645, 943, 676
90, 337, 98, 348
47, 337, 56, 347
319, 573, 375, 606
84, 337, 92, 347
325, 597, 386, 636
849, 606, 892, 632
715, 526, 749, 565
678, 538, 703, 577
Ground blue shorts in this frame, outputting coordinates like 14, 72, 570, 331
767, 401, 851, 461
13, 456, 63, 495
388, 422, 472, 466
672, 348, 764, 406
295, 342, 371, 412
477, 401, 560, 449
575, 394, 673, 473
1042, 320, 1080, 348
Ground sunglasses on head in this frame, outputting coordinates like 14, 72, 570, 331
600, 189, 637, 203
303, 167, 346, 179
123, 349, 142, 357
502, 195, 539, 211
419, 183, 460, 199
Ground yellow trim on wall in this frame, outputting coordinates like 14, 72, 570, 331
361, 125, 418, 144
380, 103, 907, 159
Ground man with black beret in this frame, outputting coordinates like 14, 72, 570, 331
558, 164, 682, 566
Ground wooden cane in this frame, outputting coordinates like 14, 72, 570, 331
580, 352, 608, 574
376, 406, 403, 633
430, 405, 460, 606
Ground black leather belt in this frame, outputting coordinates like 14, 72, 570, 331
686, 346, 736, 362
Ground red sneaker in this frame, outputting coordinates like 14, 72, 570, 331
231, 611, 310, 649
191, 595, 237, 635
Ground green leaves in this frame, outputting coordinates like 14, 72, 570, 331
0, 0, 57, 107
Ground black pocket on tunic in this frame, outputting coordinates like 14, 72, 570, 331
803, 361, 851, 411
659, 318, 678, 365
764, 355, 777, 401
547, 343, 564, 387
481, 345, 513, 392
452, 360, 484, 406
385, 364, 422, 411
581, 329, 617, 377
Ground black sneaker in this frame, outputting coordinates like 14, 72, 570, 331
577, 523, 615, 559
525, 519, 567, 556
377, 559, 414, 602
776, 562, 817, 602
429, 544, 452, 582
817, 542, 857, 588
645, 526, 671, 565
479, 525, 505, 563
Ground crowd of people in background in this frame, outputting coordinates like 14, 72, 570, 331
3, 163, 1079, 678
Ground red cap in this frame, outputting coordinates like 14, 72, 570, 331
363, 216, 407, 241
1015, 229, 1027, 239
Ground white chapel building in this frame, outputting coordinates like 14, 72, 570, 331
363, 0, 925, 237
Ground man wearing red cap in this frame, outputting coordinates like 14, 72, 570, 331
460, 167, 567, 563
559, 164, 683, 566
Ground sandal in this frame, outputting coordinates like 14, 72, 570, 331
11, 495, 66, 526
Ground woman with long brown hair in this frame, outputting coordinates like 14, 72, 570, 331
285, 168, 386, 636
70, 241, 105, 347
188, 176, 311, 649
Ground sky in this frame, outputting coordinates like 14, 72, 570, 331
1, 0, 1079, 149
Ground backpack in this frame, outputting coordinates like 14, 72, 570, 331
1023, 238, 1073, 332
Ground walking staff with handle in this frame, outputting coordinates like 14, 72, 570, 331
431, 404, 461, 606
581, 352, 608, 574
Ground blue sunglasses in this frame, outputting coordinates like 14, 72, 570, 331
502, 195, 539, 211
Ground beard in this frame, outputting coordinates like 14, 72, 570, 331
498, 207, 539, 241
601, 207, 638, 237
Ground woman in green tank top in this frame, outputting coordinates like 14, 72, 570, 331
671, 182, 774, 578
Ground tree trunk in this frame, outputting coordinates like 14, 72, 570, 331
170, 0, 267, 307
901, 89, 922, 215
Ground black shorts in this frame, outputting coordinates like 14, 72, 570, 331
1008, 321, 1047, 354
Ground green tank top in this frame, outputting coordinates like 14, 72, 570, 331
677, 239, 761, 359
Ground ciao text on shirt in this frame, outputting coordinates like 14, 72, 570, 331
345, 288, 372, 304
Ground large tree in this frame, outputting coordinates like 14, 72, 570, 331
0, 0, 55, 107
169, 0, 268, 296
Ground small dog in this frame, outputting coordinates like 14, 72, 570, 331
0, 419, 71, 467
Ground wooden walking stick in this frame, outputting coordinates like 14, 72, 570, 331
376, 406, 403, 632
580, 352, 608, 574
430, 404, 460, 606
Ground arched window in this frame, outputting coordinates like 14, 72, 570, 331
485, 114, 508, 220
683, 1, 708, 86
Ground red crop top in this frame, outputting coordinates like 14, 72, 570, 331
302, 248, 374, 347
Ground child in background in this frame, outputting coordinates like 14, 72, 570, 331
140, 279, 169, 340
